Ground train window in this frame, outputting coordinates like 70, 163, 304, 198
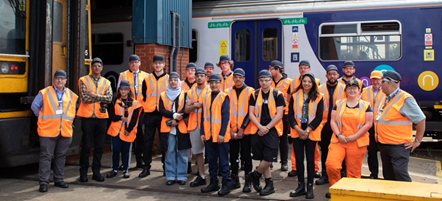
262, 28, 279, 61
92, 33, 124, 65
235, 29, 251, 62
320, 21, 401, 61
189, 29, 197, 63
321, 24, 357, 34
0, 0, 26, 55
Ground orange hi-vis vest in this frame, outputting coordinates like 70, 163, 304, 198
180, 80, 195, 92
202, 91, 231, 142
332, 99, 370, 147
107, 99, 142, 142
250, 88, 284, 136
187, 85, 211, 131
77, 76, 111, 119
226, 86, 254, 134
361, 86, 385, 121
375, 90, 414, 144
290, 89, 324, 141
291, 76, 320, 93
37, 86, 78, 137
318, 82, 346, 125
339, 77, 364, 93
143, 73, 169, 112
272, 77, 293, 115
220, 72, 234, 91
159, 92, 188, 133
120, 70, 149, 104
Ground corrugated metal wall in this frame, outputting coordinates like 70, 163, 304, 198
133, 0, 192, 48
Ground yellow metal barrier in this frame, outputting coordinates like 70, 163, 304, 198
330, 178, 442, 200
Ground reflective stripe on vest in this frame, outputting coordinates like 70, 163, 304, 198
291, 89, 323, 140
333, 98, 370, 146
107, 99, 142, 142
187, 85, 210, 131
251, 88, 283, 136
121, 71, 148, 102
336, 99, 365, 132
227, 87, 253, 133
143, 74, 169, 112
160, 92, 187, 133
202, 92, 231, 142
77, 76, 110, 118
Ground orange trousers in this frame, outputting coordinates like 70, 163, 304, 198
325, 141, 367, 186
291, 142, 320, 171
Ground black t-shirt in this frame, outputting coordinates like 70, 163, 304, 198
249, 89, 285, 126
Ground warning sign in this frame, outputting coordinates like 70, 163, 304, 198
425, 34, 433, 46
220, 40, 227, 56
292, 38, 299, 49
424, 49, 434, 61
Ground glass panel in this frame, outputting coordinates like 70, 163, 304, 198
235, 29, 250, 62
320, 35, 401, 60
53, 2, 63, 42
92, 33, 124, 65
189, 30, 197, 62
0, 0, 26, 54
321, 24, 357, 34
361, 22, 400, 32
262, 28, 278, 61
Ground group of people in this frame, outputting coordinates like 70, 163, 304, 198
31, 54, 426, 199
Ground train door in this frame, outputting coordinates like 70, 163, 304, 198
231, 19, 282, 88
52, 0, 67, 73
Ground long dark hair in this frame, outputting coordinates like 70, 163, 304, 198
295, 74, 319, 102
114, 87, 134, 102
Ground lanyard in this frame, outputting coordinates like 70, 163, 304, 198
383, 89, 400, 109
54, 86, 65, 108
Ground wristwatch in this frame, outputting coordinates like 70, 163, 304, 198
336, 133, 342, 137
414, 138, 421, 143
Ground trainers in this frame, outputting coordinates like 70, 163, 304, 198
123, 171, 130, 178
288, 170, 297, 177
106, 171, 117, 178
190, 176, 207, 187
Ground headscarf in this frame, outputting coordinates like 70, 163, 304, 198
166, 79, 182, 101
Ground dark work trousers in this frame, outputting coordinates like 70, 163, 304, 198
318, 129, 333, 176
279, 115, 289, 163
367, 127, 379, 177
380, 143, 412, 181
241, 135, 253, 175
79, 118, 107, 175
143, 113, 168, 170
293, 138, 316, 184
229, 139, 240, 175
39, 135, 72, 185
135, 113, 145, 165
111, 134, 132, 172
206, 138, 231, 185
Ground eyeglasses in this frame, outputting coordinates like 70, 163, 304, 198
382, 79, 390, 83
92, 64, 102, 67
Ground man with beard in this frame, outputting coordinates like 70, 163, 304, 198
316, 65, 347, 185
339, 61, 365, 93
204, 62, 215, 81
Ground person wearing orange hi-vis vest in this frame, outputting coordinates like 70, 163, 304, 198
204, 62, 215, 81
106, 80, 142, 179
316, 65, 346, 186
225, 68, 254, 193
216, 55, 234, 91
325, 79, 373, 199
185, 68, 210, 187
77, 57, 113, 183
31, 70, 78, 193
360, 70, 384, 179
376, 70, 426, 182
288, 60, 321, 178
139, 55, 170, 178
117, 54, 149, 169
200, 74, 232, 196
288, 73, 324, 199
269, 60, 292, 172
338, 60, 366, 93
248, 70, 285, 196
159, 72, 191, 186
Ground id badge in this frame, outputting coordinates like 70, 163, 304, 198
56, 110, 63, 115
375, 112, 381, 121
300, 117, 307, 123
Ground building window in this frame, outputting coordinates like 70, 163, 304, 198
91, 33, 124, 65
235, 29, 251, 62
189, 29, 197, 63
319, 21, 401, 61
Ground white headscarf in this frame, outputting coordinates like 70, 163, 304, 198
166, 79, 182, 101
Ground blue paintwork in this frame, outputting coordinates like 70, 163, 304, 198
303, 6, 442, 103
231, 19, 282, 88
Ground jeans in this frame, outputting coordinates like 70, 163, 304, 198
165, 134, 188, 181
111, 135, 132, 172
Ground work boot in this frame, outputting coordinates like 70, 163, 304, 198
138, 168, 150, 178
92, 172, 105, 182
315, 175, 329, 185
201, 179, 220, 193
218, 179, 231, 196
289, 181, 306, 197
190, 176, 207, 187
230, 174, 241, 190
306, 183, 314, 199
281, 161, 288, 171
248, 171, 262, 192
325, 192, 331, 198
288, 170, 297, 177
243, 174, 251, 193
315, 171, 321, 178
259, 178, 275, 196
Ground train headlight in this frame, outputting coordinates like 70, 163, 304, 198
1, 63, 9, 74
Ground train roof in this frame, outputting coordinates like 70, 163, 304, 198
193, 0, 442, 17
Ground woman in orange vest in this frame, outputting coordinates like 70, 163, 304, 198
288, 73, 324, 199
106, 80, 142, 179
159, 72, 191, 186
325, 79, 373, 198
